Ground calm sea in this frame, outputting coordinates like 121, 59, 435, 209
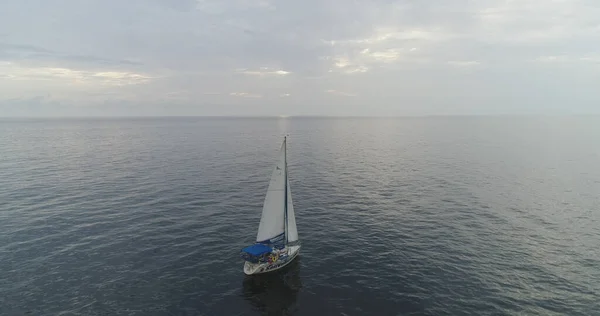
0, 117, 599, 316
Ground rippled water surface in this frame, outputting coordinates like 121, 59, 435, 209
1, 117, 599, 316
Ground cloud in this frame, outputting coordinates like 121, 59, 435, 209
534, 54, 600, 63
236, 67, 291, 76
195, 0, 276, 13
534, 56, 571, 63
326, 28, 457, 46
326, 89, 356, 97
0, 62, 153, 86
0, 43, 142, 68
230, 92, 262, 98
326, 55, 370, 74
326, 46, 424, 74
447, 60, 481, 67
92, 72, 153, 85
1, 0, 600, 116
579, 56, 600, 63
473, 0, 600, 44
362, 48, 403, 63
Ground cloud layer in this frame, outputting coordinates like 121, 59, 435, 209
1, 0, 599, 116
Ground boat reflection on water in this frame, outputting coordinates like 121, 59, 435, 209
242, 257, 302, 315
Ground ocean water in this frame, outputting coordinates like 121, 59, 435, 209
0, 116, 599, 316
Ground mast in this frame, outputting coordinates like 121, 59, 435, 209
283, 136, 288, 244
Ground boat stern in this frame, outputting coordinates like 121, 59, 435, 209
243, 261, 266, 275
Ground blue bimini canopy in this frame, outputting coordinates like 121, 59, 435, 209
241, 243, 273, 256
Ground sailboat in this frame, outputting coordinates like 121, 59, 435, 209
241, 136, 300, 275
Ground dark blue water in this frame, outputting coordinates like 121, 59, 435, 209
1, 117, 599, 316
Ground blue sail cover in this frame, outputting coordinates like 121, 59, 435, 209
241, 244, 273, 256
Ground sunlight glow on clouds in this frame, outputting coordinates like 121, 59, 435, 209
230, 92, 262, 98
236, 67, 291, 76
362, 48, 403, 63
326, 28, 456, 46
327, 47, 421, 74
0, 62, 152, 86
326, 90, 357, 97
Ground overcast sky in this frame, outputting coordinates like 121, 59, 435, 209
1, 0, 599, 116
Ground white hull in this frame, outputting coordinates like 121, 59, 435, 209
244, 245, 300, 275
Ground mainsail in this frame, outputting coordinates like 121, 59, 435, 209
256, 140, 287, 245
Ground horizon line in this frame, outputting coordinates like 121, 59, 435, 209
1, 113, 598, 119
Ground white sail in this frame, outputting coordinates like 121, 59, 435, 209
256, 141, 286, 244
286, 178, 299, 243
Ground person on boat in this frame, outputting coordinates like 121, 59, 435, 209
268, 253, 279, 263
